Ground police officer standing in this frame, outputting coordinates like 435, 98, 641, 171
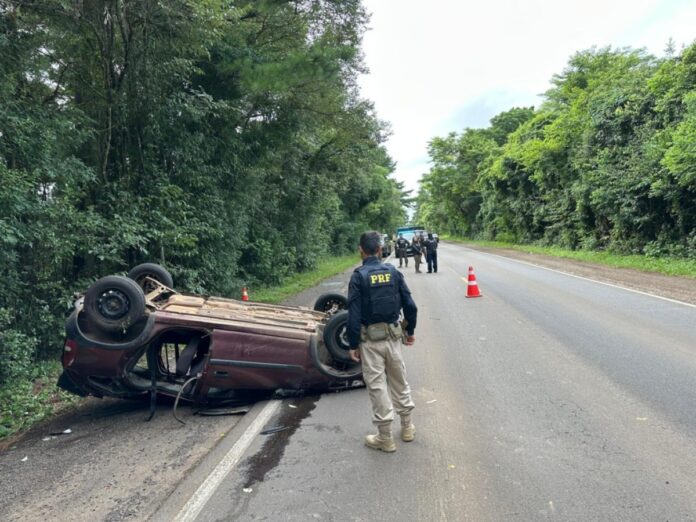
395, 234, 409, 268
348, 231, 418, 453
423, 232, 438, 273
411, 234, 424, 273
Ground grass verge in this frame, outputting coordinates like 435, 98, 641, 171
0, 362, 81, 441
252, 254, 358, 304
445, 237, 696, 279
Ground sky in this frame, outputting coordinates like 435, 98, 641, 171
358, 0, 696, 195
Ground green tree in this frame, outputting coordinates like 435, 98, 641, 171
419, 43, 696, 256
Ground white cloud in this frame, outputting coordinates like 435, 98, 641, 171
358, 0, 696, 194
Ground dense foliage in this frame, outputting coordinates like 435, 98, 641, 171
0, 1, 405, 394
417, 44, 696, 257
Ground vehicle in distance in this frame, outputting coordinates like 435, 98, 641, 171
395, 225, 423, 256
58, 264, 361, 405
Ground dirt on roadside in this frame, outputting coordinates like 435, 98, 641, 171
464, 244, 696, 306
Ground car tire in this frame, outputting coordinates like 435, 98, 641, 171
127, 263, 174, 292
83, 276, 146, 333
313, 293, 348, 315
323, 311, 353, 363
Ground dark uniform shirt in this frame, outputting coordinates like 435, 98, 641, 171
347, 256, 418, 348
423, 238, 438, 253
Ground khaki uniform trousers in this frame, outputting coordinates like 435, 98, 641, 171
413, 252, 422, 272
360, 326, 415, 427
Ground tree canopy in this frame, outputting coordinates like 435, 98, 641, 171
417, 44, 696, 257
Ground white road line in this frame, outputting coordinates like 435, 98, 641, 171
173, 400, 281, 522
456, 247, 696, 309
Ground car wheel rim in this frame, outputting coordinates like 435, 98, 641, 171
324, 299, 342, 314
97, 289, 130, 320
336, 324, 349, 350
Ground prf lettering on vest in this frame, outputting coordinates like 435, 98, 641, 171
370, 273, 392, 285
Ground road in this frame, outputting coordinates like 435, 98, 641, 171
167, 241, 696, 521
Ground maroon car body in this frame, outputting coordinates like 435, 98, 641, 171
58, 274, 360, 404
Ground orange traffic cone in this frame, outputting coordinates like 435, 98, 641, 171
241, 287, 249, 301
466, 266, 482, 298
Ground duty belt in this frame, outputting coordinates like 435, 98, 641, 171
361, 321, 402, 342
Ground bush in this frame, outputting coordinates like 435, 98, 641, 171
0, 361, 75, 439
494, 231, 518, 244
0, 309, 37, 386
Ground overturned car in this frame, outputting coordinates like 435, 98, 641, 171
58, 264, 360, 409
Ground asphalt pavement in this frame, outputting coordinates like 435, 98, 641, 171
184, 242, 696, 522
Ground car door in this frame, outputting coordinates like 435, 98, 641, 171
202, 326, 310, 391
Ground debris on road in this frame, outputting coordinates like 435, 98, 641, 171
48, 428, 72, 436
272, 388, 305, 399
21, 456, 28, 462
260, 425, 290, 435
243, 488, 253, 493
195, 406, 251, 416
426, 399, 437, 404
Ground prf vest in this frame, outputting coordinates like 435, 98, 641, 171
355, 262, 400, 325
